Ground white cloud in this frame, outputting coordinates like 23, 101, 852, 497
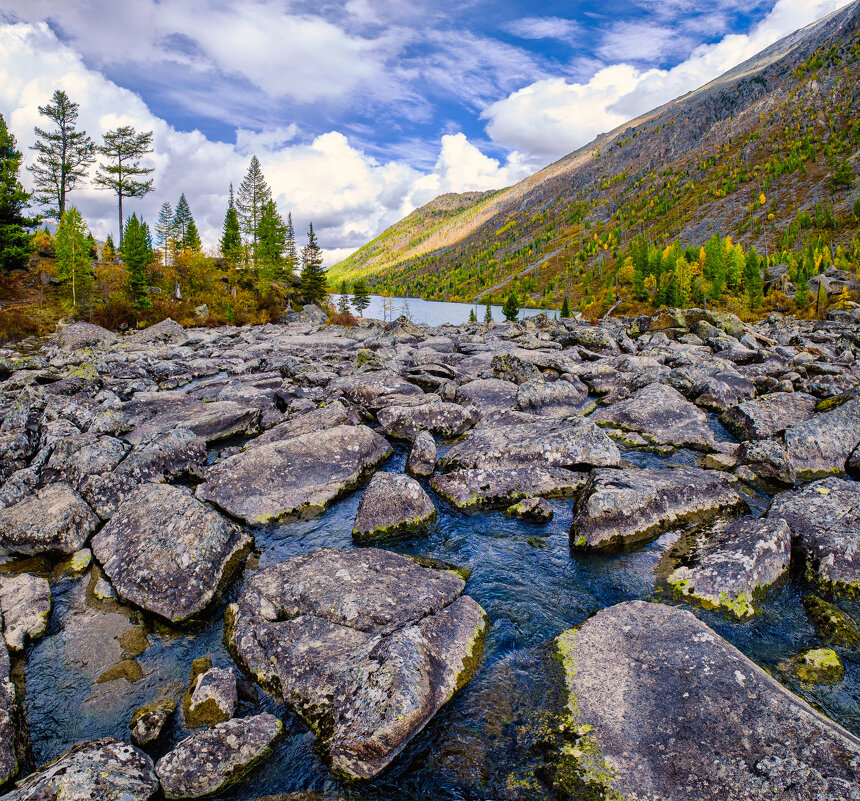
503, 16, 580, 41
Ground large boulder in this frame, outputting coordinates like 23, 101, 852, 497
783, 397, 860, 480
571, 467, 747, 550
431, 467, 588, 510
406, 430, 436, 477
0, 573, 51, 651
226, 548, 488, 779
720, 391, 817, 441
377, 400, 478, 441
352, 472, 436, 542
41, 433, 130, 489
248, 401, 353, 448
455, 378, 518, 416
197, 424, 391, 524
329, 371, 422, 410
515, 379, 592, 417
56, 320, 116, 350
91, 483, 252, 622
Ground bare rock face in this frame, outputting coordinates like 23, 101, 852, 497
3, 738, 158, 800
431, 467, 587, 510
720, 391, 817, 441
0, 573, 51, 651
226, 548, 488, 779
406, 430, 437, 477
571, 467, 747, 550
353, 472, 436, 542
767, 477, 860, 595
0, 483, 98, 556
197, 424, 392, 524
783, 397, 860, 480
91, 483, 252, 622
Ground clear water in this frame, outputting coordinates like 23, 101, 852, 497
16, 439, 860, 799
356, 296, 557, 327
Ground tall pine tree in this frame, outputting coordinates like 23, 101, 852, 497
55, 207, 91, 308
0, 113, 37, 272
123, 213, 151, 309
351, 279, 370, 316
284, 211, 298, 275
172, 193, 193, 248
257, 199, 286, 277
220, 184, 242, 264
29, 90, 95, 220
743, 247, 763, 310
155, 201, 174, 265
300, 222, 327, 302
236, 156, 271, 266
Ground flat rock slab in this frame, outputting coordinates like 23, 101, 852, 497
515, 380, 591, 417
377, 401, 478, 441
249, 401, 352, 448
92, 483, 252, 622
571, 467, 747, 550
720, 391, 817, 441
438, 418, 620, 472
0, 483, 98, 556
783, 397, 860, 480
552, 601, 860, 800
0, 573, 51, 651
197, 424, 391, 524
767, 477, 860, 594
227, 548, 488, 779
664, 516, 791, 618
455, 378, 518, 416
4, 738, 158, 800
431, 467, 588, 509
329, 371, 422, 409
591, 382, 715, 451
353, 472, 436, 542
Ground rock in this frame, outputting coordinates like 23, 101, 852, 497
197, 424, 391, 524
91, 483, 252, 622
0, 638, 14, 784
515, 380, 591, 417
353, 472, 436, 542
0, 483, 98, 556
193, 304, 209, 323
155, 714, 283, 799
455, 378, 518, 415
377, 400, 478, 441
41, 432, 130, 488
546, 601, 860, 800
431, 466, 588, 509
406, 430, 436, 477
783, 397, 860, 480
491, 353, 542, 384
56, 320, 116, 350
782, 648, 845, 684
767, 477, 860, 594
506, 497, 553, 522
438, 417, 620, 472
571, 467, 747, 550
0, 573, 51, 650
737, 439, 796, 487
592, 383, 715, 451
720, 391, 817, 441
184, 667, 238, 728
130, 698, 177, 748
329, 371, 422, 409
4, 738, 158, 800
249, 401, 352, 448
664, 517, 791, 618
803, 596, 860, 649
226, 548, 488, 779
126, 317, 187, 345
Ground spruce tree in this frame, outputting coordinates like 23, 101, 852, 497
29, 90, 95, 220
484, 301, 493, 323
352, 278, 370, 316
743, 247, 763, 310
155, 201, 174, 265
55, 207, 91, 308
468, 308, 477, 323
184, 219, 201, 252
560, 296, 571, 318
300, 222, 327, 303
337, 280, 351, 314
102, 234, 116, 263
502, 291, 520, 321
257, 199, 286, 276
172, 193, 194, 248
95, 126, 154, 245
0, 113, 36, 272
220, 184, 242, 264
284, 211, 298, 275
236, 155, 271, 266
123, 213, 151, 309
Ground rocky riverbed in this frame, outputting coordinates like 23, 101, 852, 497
0, 306, 858, 800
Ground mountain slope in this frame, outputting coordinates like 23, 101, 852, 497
329, 1, 860, 312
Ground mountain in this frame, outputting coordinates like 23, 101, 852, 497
328, 1, 860, 315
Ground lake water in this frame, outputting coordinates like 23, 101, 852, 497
355, 295, 558, 326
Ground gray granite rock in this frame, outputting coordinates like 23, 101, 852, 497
506, 496, 553, 522
783, 397, 860, 480
431, 466, 587, 509
56, 321, 117, 350
720, 391, 817, 441
41, 432, 130, 488
377, 400, 478, 441
455, 378, 518, 416
406, 430, 436, 477
353, 472, 436, 542
248, 401, 353, 448
0, 573, 51, 651
515, 379, 591, 417
184, 667, 238, 728
130, 698, 177, 748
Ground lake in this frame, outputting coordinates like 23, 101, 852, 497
354, 295, 558, 326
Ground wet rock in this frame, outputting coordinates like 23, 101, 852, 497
767, 477, 860, 595
804, 596, 860, 649
431, 467, 588, 509
720, 391, 817, 441
184, 666, 238, 728
515, 380, 591, 417
130, 698, 177, 748
0, 483, 98, 556
571, 467, 747, 550
782, 648, 845, 685
783, 397, 860, 480
506, 497, 553, 523
592, 382, 715, 451
56, 320, 117, 350
4, 738, 158, 800
91, 483, 252, 622
226, 548, 488, 779
455, 378, 518, 415
0, 573, 51, 651
664, 517, 791, 618
377, 399, 478, 441
353, 472, 436, 542
406, 430, 436, 477
197, 424, 391, 524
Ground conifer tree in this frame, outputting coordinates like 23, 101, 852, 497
300, 222, 327, 303
155, 201, 174, 265
29, 90, 95, 220
351, 278, 370, 316
502, 291, 520, 321
284, 211, 298, 275
0, 113, 36, 272
236, 155, 271, 265
55, 207, 91, 308
184, 219, 201, 252
560, 296, 571, 318
123, 213, 151, 309
484, 301, 493, 323
468, 307, 477, 323
102, 234, 116, 263
743, 247, 763, 309
95, 126, 154, 245
220, 184, 242, 264
337, 280, 351, 314
257, 199, 286, 276
172, 193, 194, 248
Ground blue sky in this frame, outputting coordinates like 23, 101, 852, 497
0, 0, 851, 259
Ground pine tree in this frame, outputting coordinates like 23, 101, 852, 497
155, 201, 174, 265
29, 90, 95, 220
484, 301, 493, 323
337, 280, 351, 314
743, 247, 763, 310
560, 296, 571, 318
256, 199, 286, 276
300, 222, 327, 303
102, 234, 116, 263
468, 308, 477, 323
172, 193, 193, 248
220, 184, 242, 264
352, 278, 370, 316
123, 213, 151, 309
0, 113, 37, 272
184, 219, 201, 252
55, 207, 91, 308
502, 291, 520, 321
236, 155, 271, 266
95, 126, 154, 245
284, 211, 298, 275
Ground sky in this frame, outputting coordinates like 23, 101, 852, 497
0, 0, 853, 262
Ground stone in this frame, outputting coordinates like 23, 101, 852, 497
226, 548, 488, 779
126, 317, 187, 345
737, 439, 796, 487
4, 738, 158, 800
767, 477, 860, 595
184, 666, 238, 728
455, 378, 518, 416
720, 391, 817, 441
249, 401, 352, 448
782, 648, 845, 684
56, 320, 116, 350
0, 483, 98, 556
329, 371, 422, 409
591, 382, 715, 451
155, 714, 283, 799
664, 517, 791, 618
197, 424, 392, 525
405, 430, 436, 477
431, 466, 588, 509
515, 380, 591, 417
130, 698, 177, 748
0, 638, 14, 784
353, 472, 436, 542
41, 432, 130, 489
506, 496, 553, 523
803, 596, 860, 649
376, 400, 478, 441
491, 353, 542, 384
783, 397, 860, 480
571, 467, 747, 550
0, 573, 51, 651
91, 483, 252, 622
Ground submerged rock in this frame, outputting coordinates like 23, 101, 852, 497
720, 391, 817, 441
506, 496, 553, 523
803, 596, 860, 649
353, 472, 436, 542
431, 466, 587, 509
0, 573, 51, 651
782, 647, 845, 685
130, 698, 177, 748
406, 430, 437, 477
226, 547, 488, 779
